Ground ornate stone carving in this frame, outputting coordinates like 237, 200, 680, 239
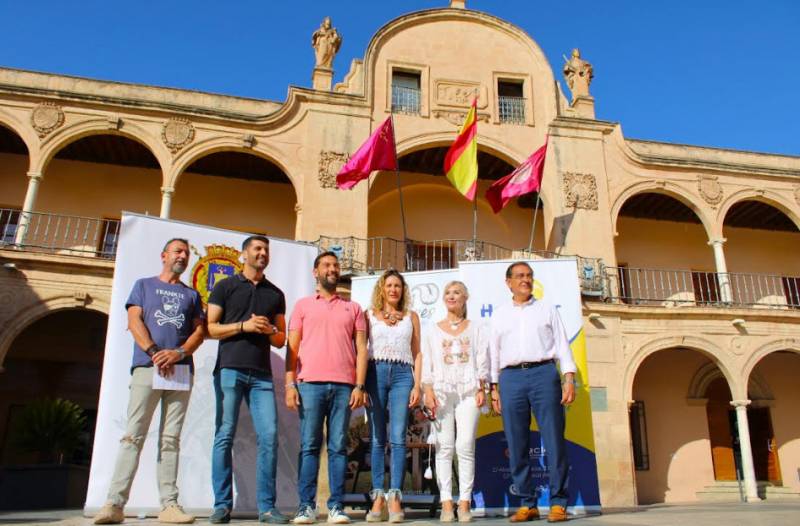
311, 17, 341, 69
106, 115, 122, 130
794, 185, 800, 206
562, 172, 598, 210
698, 175, 723, 205
562, 49, 594, 99
30, 103, 65, 138
318, 151, 350, 189
241, 134, 256, 148
432, 109, 490, 126
161, 118, 195, 153
434, 80, 488, 109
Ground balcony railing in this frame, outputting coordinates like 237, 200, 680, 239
0, 208, 119, 259
391, 85, 421, 115
603, 266, 800, 309
498, 96, 526, 124
316, 235, 606, 296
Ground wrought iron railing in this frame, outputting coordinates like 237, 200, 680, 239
603, 266, 800, 309
498, 96, 526, 124
0, 208, 119, 258
315, 235, 606, 296
391, 85, 421, 115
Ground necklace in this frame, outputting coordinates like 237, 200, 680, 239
448, 317, 465, 330
382, 310, 402, 325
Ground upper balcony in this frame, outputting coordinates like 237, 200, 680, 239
3, 209, 799, 311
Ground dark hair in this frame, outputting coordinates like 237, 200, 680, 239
506, 261, 533, 279
242, 235, 270, 250
314, 250, 338, 269
162, 238, 189, 253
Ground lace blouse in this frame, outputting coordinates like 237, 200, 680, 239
368, 310, 414, 365
421, 321, 490, 398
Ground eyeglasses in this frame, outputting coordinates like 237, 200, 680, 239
412, 405, 436, 422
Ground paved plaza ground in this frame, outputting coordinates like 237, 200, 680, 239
1, 502, 798, 526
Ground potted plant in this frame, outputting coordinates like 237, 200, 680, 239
0, 398, 90, 510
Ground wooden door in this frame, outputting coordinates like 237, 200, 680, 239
748, 407, 782, 483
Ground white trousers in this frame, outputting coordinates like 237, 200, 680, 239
434, 391, 480, 502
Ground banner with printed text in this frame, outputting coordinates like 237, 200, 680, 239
85, 213, 317, 515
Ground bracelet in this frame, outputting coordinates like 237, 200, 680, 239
239, 321, 244, 333
145, 344, 160, 357
286, 382, 298, 390
563, 378, 577, 386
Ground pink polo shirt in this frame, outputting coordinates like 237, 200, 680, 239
289, 293, 366, 384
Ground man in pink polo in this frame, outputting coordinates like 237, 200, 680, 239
285, 251, 368, 525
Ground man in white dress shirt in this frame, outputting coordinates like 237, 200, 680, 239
489, 262, 576, 523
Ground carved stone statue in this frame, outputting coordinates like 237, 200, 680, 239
562, 48, 594, 99
311, 17, 342, 70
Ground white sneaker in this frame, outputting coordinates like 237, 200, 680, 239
327, 507, 351, 524
293, 506, 317, 525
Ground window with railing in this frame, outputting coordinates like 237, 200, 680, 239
0, 208, 20, 245
96, 218, 120, 258
691, 271, 721, 305
391, 70, 421, 115
629, 400, 650, 471
498, 79, 525, 124
409, 242, 453, 272
782, 276, 800, 308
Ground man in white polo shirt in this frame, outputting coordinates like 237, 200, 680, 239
489, 261, 576, 523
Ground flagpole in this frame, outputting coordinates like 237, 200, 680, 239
472, 197, 478, 247
527, 192, 542, 253
390, 114, 410, 268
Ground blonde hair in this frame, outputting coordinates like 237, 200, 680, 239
371, 269, 411, 314
443, 280, 469, 318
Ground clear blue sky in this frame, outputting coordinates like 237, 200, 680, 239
1, 1, 798, 155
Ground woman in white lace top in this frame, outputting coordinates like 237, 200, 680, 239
421, 281, 489, 523
365, 269, 421, 523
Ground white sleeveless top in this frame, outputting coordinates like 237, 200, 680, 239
368, 310, 414, 365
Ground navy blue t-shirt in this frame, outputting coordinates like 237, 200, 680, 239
125, 276, 204, 373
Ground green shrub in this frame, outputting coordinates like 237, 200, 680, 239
12, 398, 87, 464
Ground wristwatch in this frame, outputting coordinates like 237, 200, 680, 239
354, 384, 366, 392
271, 325, 279, 335
176, 347, 186, 361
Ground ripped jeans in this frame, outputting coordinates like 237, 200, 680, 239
105, 367, 192, 507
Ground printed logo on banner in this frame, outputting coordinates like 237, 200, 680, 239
190, 244, 242, 305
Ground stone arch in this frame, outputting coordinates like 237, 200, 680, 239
168, 136, 299, 196
611, 180, 715, 240
687, 361, 772, 400
0, 295, 109, 368
623, 335, 738, 403
34, 117, 170, 176
741, 338, 800, 386
717, 189, 800, 233
0, 108, 37, 157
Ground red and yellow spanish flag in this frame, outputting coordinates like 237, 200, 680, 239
443, 99, 478, 200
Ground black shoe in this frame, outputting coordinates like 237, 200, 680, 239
209, 509, 231, 524
260, 509, 290, 524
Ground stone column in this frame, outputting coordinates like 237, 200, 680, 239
730, 399, 759, 501
160, 187, 174, 219
709, 238, 733, 303
14, 171, 43, 245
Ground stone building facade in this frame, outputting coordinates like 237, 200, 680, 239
1, 0, 798, 508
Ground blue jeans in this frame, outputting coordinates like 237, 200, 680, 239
499, 362, 569, 508
366, 360, 413, 491
212, 368, 278, 513
297, 382, 352, 510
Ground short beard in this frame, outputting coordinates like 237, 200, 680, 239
171, 262, 187, 274
318, 275, 338, 292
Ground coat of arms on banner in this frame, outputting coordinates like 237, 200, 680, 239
191, 244, 243, 305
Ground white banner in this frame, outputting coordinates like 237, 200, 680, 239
86, 213, 317, 515
351, 259, 599, 512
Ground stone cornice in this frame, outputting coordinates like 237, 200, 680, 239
623, 137, 800, 178
0, 67, 370, 127
583, 301, 800, 324
0, 248, 115, 276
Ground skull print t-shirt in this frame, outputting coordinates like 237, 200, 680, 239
126, 276, 204, 373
